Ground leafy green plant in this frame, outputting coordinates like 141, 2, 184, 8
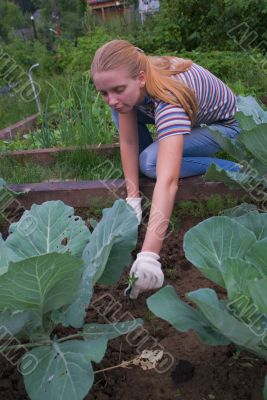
0, 199, 142, 400
204, 96, 267, 207
45, 76, 115, 147
147, 205, 267, 399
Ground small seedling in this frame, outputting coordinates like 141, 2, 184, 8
175, 389, 183, 398
124, 273, 138, 297
126, 272, 138, 287
143, 310, 156, 322
165, 267, 178, 280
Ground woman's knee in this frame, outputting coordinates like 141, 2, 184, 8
139, 143, 158, 179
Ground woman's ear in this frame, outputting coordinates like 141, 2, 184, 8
138, 70, 146, 88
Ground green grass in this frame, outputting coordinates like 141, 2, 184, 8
167, 194, 239, 238
172, 194, 238, 221
0, 150, 123, 184
0, 74, 67, 131
0, 94, 37, 131
142, 194, 238, 237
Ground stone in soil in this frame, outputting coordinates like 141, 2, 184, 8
171, 360, 195, 383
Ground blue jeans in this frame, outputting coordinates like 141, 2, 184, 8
112, 109, 240, 178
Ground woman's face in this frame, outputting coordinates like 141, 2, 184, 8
93, 69, 146, 113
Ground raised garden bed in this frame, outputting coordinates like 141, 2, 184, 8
0, 203, 265, 400
8, 176, 246, 209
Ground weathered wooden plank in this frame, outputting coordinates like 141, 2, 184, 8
1, 144, 120, 166
0, 114, 39, 140
8, 177, 244, 209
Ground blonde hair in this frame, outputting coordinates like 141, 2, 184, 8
91, 40, 198, 123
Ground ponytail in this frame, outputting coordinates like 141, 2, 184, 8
144, 55, 198, 123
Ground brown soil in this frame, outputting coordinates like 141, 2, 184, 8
260, 95, 267, 106
0, 207, 266, 400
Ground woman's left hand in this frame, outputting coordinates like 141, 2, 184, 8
128, 251, 164, 299
126, 197, 142, 225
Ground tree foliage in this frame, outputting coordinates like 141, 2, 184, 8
133, 0, 267, 52
0, 0, 28, 42
13, 0, 37, 13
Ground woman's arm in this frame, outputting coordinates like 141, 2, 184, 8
142, 134, 184, 253
128, 134, 184, 299
119, 110, 140, 197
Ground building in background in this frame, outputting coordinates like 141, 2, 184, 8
87, 0, 129, 22
139, 0, 159, 23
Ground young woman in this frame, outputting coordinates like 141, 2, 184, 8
91, 39, 240, 299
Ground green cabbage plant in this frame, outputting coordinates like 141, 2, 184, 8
0, 199, 142, 400
204, 95, 267, 194
0, 177, 19, 210
147, 206, 267, 399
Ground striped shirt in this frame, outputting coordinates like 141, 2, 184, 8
136, 60, 237, 141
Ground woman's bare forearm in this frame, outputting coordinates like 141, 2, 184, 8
119, 111, 140, 197
141, 178, 178, 253
141, 134, 183, 254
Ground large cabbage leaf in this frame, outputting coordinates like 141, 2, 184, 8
222, 203, 257, 217
183, 216, 256, 286
0, 253, 83, 318
0, 309, 39, 336
204, 163, 256, 189
236, 95, 267, 125
245, 238, 267, 275
148, 286, 267, 360
148, 210, 267, 400
0, 234, 9, 274
248, 278, 267, 315
204, 96, 267, 187
22, 338, 108, 400
5, 201, 91, 262
206, 126, 244, 159
237, 124, 267, 167
54, 199, 138, 328
22, 315, 143, 400
147, 285, 229, 345
0, 198, 142, 400
234, 211, 267, 240
84, 199, 138, 285
221, 257, 262, 301
0, 178, 6, 188
187, 288, 267, 359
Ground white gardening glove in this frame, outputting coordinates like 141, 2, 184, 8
126, 197, 142, 225
128, 251, 164, 299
